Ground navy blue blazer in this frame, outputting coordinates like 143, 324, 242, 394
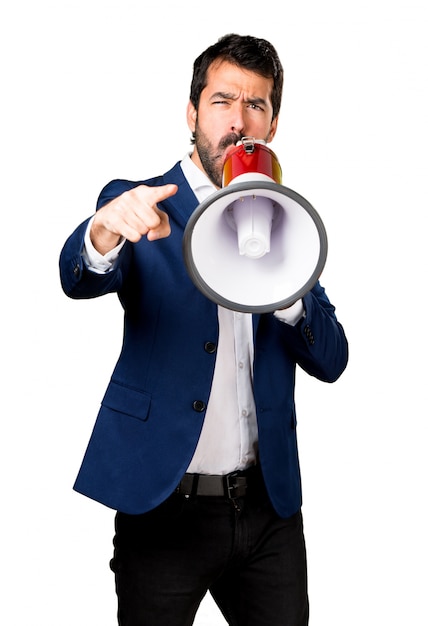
59, 161, 348, 518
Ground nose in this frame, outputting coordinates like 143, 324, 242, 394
229, 106, 246, 136
231, 121, 244, 134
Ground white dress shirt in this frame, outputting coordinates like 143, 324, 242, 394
83, 153, 304, 475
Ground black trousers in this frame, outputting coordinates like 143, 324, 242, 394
110, 471, 309, 626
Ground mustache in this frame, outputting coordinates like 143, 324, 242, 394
218, 133, 243, 152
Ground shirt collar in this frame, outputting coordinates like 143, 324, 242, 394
180, 153, 217, 203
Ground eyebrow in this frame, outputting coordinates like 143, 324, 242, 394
209, 91, 268, 107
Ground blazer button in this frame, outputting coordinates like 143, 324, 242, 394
204, 341, 217, 354
192, 400, 206, 412
73, 264, 81, 278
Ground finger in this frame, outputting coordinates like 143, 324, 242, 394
132, 184, 176, 240
144, 183, 178, 205
146, 210, 171, 240
97, 183, 178, 243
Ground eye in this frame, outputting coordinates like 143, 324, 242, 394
212, 99, 230, 106
247, 102, 264, 112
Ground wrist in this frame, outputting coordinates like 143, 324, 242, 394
90, 216, 121, 255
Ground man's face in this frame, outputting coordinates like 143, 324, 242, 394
187, 60, 279, 188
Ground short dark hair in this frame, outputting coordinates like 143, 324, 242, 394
190, 33, 284, 121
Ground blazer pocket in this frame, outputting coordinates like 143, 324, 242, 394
101, 380, 151, 422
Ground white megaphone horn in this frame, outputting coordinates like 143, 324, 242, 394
182, 137, 328, 313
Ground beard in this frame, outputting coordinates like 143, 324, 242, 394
194, 121, 242, 188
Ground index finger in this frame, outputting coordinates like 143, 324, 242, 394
143, 183, 178, 204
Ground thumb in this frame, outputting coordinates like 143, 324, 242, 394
146, 184, 177, 241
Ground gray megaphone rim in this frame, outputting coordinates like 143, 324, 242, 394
183, 180, 328, 314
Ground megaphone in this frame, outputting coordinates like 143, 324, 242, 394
183, 137, 328, 314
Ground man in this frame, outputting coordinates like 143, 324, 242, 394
60, 34, 348, 626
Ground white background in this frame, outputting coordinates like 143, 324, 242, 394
1, 1, 427, 624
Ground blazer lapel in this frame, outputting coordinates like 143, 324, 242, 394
161, 162, 199, 229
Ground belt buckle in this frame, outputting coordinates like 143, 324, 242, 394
225, 472, 247, 500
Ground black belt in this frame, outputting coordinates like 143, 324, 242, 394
175, 465, 259, 500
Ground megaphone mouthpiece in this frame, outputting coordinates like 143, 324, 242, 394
222, 137, 282, 187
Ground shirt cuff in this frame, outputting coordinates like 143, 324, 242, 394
82, 216, 126, 274
273, 299, 305, 326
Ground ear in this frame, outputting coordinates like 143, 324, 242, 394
187, 100, 197, 133
266, 116, 279, 143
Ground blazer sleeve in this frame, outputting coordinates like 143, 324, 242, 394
58, 179, 144, 300
59, 217, 133, 299
275, 281, 348, 383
